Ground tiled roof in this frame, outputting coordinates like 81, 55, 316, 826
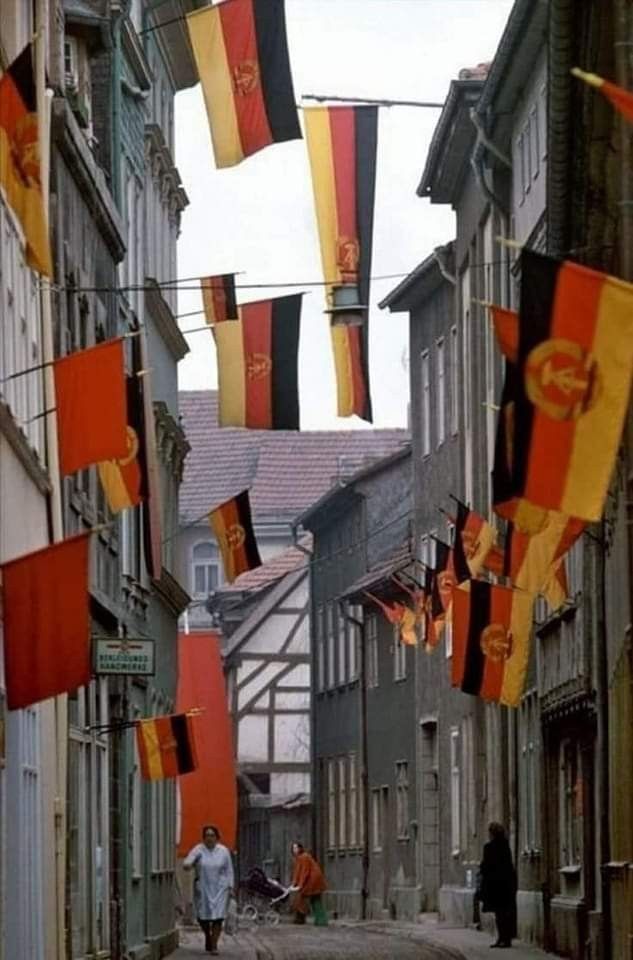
179, 390, 409, 524
218, 537, 312, 594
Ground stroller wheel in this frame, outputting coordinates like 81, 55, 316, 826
265, 909, 281, 927
240, 904, 258, 928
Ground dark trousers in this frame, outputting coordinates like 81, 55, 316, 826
494, 907, 515, 945
199, 919, 223, 952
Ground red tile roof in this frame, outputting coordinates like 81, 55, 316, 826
179, 391, 409, 524
219, 537, 311, 594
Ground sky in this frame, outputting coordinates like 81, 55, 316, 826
175, 0, 514, 429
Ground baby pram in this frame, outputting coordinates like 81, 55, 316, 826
238, 867, 291, 926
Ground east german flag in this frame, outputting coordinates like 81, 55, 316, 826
452, 579, 535, 707
54, 338, 129, 476
209, 490, 262, 583
186, 0, 301, 169
572, 67, 633, 124
215, 294, 301, 429
304, 105, 378, 422
97, 338, 148, 513
0, 43, 52, 276
2, 532, 91, 710
453, 499, 501, 579
488, 303, 519, 363
421, 566, 438, 652
136, 713, 198, 781
504, 513, 584, 605
201, 274, 238, 325
493, 250, 633, 524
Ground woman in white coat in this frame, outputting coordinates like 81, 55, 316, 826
183, 824, 235, 955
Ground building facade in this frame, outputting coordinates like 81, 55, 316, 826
300, 447, 415, 920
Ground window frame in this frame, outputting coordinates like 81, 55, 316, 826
396, 760, 410, 841
436, 336, 446, 447
420, 348, 431, 456
393, 623, 407, 682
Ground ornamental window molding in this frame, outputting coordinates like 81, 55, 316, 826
144, 123, 188, 229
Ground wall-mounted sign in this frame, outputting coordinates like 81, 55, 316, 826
94, 637, 155, 676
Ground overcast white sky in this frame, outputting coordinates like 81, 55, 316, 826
175, 0, 513, 429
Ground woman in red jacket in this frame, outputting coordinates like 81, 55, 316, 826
290, 842, 328, 926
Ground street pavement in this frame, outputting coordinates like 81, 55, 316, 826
173, 917, 558, 960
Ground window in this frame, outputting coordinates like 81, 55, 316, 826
131, 713, 143, 878
530, 105, 540, 180
67, 681, 110, 956
347, 604, 362, 681
151, 698, 176, 873
450, 727, 461, 856
338, 757, 347, 849
436, 338, 445, 446
421, 349, 431, 456
348, 754, 358, 847
559, 739, 583, 867
326, 602, 336, 689
327, 759, 337, 850
393, 624, 406, 681
337, 604, 347, 685
316, 604, 325, 693
366, 613, 379, 688
450, 325, 459, 435
0, 196, 44, 458
371, 788, 382, 852
396, 761, 410, 840
192, 541, 220, 597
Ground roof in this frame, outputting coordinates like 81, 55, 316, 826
297, 445, 412, 530
218, 537, 311, 595
417, 69, 489, 202
380, 243, 455, 313
179, 390, 409, 525
340, 542, 415, 602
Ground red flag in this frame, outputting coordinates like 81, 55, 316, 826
54, 339, 128, 476
2, 533, 91, 709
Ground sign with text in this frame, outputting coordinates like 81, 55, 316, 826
94, 637, 155, 676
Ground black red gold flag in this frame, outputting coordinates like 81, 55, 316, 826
503, 513, 584, 606
572, 67, 633, 124
201, 274, 238, 325
493, 250, 633, 525
431, 538, 457, 620
364, 591, 417, 646
0, 43, 52, 276
54, 338, 129, 476
97, 338, 149, 513
304, 105, 378, 422
452, 579, 534, 707
488, 304, 519, 363
2, 533, 91, 709
186, 0, 301, 169
453, 500, 500, 579
215, 294, 301, 429
136, 713, 198, 781
209, 490, 261, 583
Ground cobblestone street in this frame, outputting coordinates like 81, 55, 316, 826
172, 919, 557, 960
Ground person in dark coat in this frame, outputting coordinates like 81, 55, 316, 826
479, 822, 518, 948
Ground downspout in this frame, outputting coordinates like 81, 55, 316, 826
469, 110, 510, 217
111, 2, 123, 207
547, 0, 574, 256
35, 5, 67, 958
357, 611, 370, 920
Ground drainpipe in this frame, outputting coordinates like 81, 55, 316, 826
111, 2, 123, 207
346, 607, 370, 921
36, 5, 67, 958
